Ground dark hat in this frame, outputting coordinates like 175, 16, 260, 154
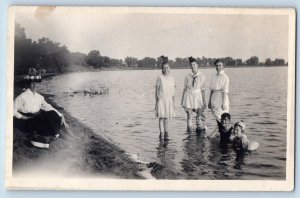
188, 56, 197, 64
160, 55, 169, 65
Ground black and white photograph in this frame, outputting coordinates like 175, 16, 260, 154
5, 6, 295, 190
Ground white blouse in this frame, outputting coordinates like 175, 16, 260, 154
210, 70, 229, 93
156, 75, 175, 99
184, 71, 206, 91
14, 89, 62, 119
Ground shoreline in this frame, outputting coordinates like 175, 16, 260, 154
13, 88, 148, 179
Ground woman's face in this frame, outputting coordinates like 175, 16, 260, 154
162, 64, 170, 75
233, 126, 243, 137
215, 61, 224, 73
221, 117, 230, 127
29, 82, 36, 92
190, 62, 198, 74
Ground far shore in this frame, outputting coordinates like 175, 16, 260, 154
14, 64, 288, 79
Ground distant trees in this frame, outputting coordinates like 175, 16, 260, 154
137, 57, 156, 68
14, 23, 71, 74
85, 50, 101, 68
14, 23, 288, 75
125, 56, 138, 67
245, 56, 259, 65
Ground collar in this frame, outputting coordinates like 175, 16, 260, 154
190, 71, 200, 78
26, 88, 36, 95
217, 70, 225, 76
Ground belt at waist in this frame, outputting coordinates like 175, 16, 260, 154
186, 89, 201, 92
212, 90, 224, 92
19, 110, 43, 117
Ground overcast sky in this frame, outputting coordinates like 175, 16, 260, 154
15, 7, 289, 61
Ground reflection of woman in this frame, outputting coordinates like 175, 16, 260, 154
14, 73, 68, 148
208, 59, 229, 130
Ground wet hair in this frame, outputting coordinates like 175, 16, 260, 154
221, 113, 231, 121
214, 59, 223, 66
234, 120, 246, 132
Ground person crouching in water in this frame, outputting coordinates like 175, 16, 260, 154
13, 72, 68, 148
181, 56, 206, 132
231, 121, 249, 151
207, 113, 234, 145
155, 56, 175, 140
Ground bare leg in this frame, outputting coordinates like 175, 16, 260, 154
196, 108, 206, 130
159, 118, 163, 139
163, 118, 169, 133
163, 118, 169, 140
186, 109, 193, 131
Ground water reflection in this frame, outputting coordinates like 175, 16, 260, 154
150, 139, 178, 179
180, 130, 210, 179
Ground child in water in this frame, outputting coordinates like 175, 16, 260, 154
231, 121, 249, 151
219, 113, 234, 144
207, 113, 234, 144
155, 56, 175, 140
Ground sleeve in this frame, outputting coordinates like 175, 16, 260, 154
173, 77, 176, 88
155, 76, 161, 87
172, 77, 175, 96
40, 96, 62, 117
13, 95, 23, 119
223, 76, 229, 94
210, 75, 214, 91
200, 74, 206, 90
184, 75, 188, 89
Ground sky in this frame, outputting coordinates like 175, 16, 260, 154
15, 6, 289, 61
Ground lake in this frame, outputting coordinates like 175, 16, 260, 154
38, 66, 287, 180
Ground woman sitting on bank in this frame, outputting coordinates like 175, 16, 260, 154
13, 71, 68, 148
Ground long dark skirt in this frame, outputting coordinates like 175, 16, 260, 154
14, 110, 62, 137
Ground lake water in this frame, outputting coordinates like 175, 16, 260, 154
38, 66, 287, 180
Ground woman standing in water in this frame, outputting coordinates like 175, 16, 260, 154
155, 56, 175, 140
208, 59, 229, 131
181, 57, 206, 132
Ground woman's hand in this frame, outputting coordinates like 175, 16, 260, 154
21, 115, 32, 120
61, 115, 69, 128
222, 104, 227, 110
202, 103, 206, 110
208, 102, 211, 109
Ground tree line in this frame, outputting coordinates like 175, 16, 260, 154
14, 23, 287, 75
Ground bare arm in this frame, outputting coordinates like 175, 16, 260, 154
41, 98, 68, 128
155, 85, 159, 106
222, 92, 227, 110
208, 90, 213, 109
201, 90, 206, 108
206, 126, 218, 138
242, 135, 249, 150
181, 88, 186, 106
